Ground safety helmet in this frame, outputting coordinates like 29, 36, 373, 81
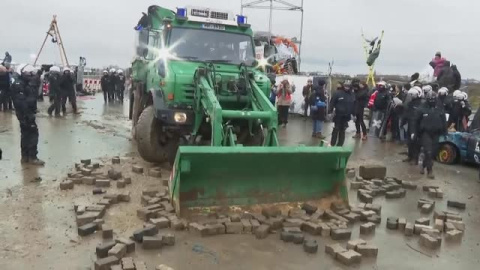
407, 86, 422, 99
438, 87, 449, 96
422, 85, 433, 95
109, 68, 116, 73
103, 70, 108, 74
453, 90, 464, 100
50, 66, 61, 73
16, 64, 35, 76
118, 69, 124, 74
63, 67, 72, 73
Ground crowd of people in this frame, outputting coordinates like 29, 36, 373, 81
100, 69, 126, 103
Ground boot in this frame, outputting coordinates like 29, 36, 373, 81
427, 170, 435, 179
362, 134, 368, 141
352, 133, 361, 139
21, 157, 29, 164
29, 158, 45, 166
420, 167, 425, 175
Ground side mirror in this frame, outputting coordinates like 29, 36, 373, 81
158, 59, 166, 78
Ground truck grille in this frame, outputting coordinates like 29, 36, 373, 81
183, 83, 195, 100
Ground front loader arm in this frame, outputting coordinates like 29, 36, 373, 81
250, 79, 279, 146
195, 74, 224, 146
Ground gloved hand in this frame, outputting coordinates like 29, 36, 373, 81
352, 115, 357, 122
411, 133, 415, 140
461, 101, 466, 108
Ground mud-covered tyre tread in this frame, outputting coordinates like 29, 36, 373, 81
136, 106, 166, 163
437, 143, 457, 165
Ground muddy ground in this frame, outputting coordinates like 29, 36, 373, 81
0, 95, 479, 270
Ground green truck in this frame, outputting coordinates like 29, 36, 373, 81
130, 5, 351, 215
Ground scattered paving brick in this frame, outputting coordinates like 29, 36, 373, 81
255, 224, 270, 239
448, 220, 465, 231
155, 265, 174, 270
94, 256, 119, 270
331, 229, 352, 240
419, 233, 441, 249
261, 207, 281, 218
121, 257, 135, 270
415, 217, 430, 226
435, 189, 444, 198
132, 165, 144, 174
359, 165, 386, 180
347, 239, 367, 250
422, 185, 439, 191
60, 180, 74, 190
93, 219, 104, 227
80, 159, 91, 165
418, 198, 435, 208
80, 167, 92, 176
149, 168, 162, 178
96, 241, 116, 258
280, 231, 295, 242
135, 261, 148, 270
350, 181, 363, 189
367, 214, 381, 224
414, 225, 432, 235
161, 233, 175, 246
422, 228, 441, 238
116, 179, 126, 188
171, 219, 186, 231
421, 203, 434, 214
365, 204, 382, 214
116, 238, 136, 253
301, 222, 321, 235
93, 188, 105, 195
78, 222, 98, 236
358, 192, 373, 203
337, 250, 362, 265
95, 179, 111, 187
112, 157, 121, 164
124, 177, 132, 184
447, 200, 466, 210
151, 217, 170, 229
320, 224, 331, 237
343, 212, 360, 223
81, 176, 95, 185
301, 203, 318, 215
404, 222, 414, 236
229, 214, 241, 222
205, 223, 226, 235
360, 222, 376, 235
107, 169, 122, 180
401, 181, 417, 190
117, 191, 131, 202
102, 225, 113, 239
110, 264, 122, 270
241, 219, 252, 233
446, 213, 462, 221
325, 243, 347, 257
445, 230, 463, 242
386, 217, 398, 230
143, 236, 163, 249
76, 212, 98, 226
356, 244, 378, 257
189, 223, 208, 237
398, 218, 407, 231
108, 243, 127, 259
225, 222, 244, 234
434, 219, 444, 232
303, 239, 318, 254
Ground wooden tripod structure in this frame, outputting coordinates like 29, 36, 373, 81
33, 15, 69, 67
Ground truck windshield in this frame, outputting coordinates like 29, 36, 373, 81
168, 28, 255, 66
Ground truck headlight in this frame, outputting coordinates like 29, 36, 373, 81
174, 112, 187, 123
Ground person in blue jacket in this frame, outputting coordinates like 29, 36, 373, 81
309, 80, 327, 139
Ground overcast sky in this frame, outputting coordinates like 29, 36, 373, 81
1, 0, 478, 78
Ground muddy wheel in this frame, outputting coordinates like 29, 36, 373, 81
437, 143, 458, 165
136, 105, 167, 163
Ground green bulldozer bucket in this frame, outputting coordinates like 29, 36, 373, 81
169, 146, 352, 216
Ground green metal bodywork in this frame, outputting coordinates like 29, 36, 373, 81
132, 6, 351, 215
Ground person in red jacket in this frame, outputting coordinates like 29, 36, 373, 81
429, 52, 446, 78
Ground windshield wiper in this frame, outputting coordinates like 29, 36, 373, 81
180, 56, 199, 60
205, 59, 232, 63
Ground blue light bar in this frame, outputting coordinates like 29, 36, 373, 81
177, 7, 187, 18
237, 15, 247, 25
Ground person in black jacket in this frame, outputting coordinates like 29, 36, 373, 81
373, 81, 391, 140
451, 65, 461, 90
11, 64, 45, 165
115, 69, 126, 102
309, 80, 327, 139
403, 86, 424, 165
100, 70, 110, 103
47, 66, 62, 116
352, 80, 369, 140
329, 80, 354, 146
413, 91, 447, 179
448, 90, 471, 132
59, 68, 78, 114
0, 64, 11, 111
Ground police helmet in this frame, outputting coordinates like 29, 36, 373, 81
16, 64, 35, 76
453, 90, 464, 100
118, 69, 124, 74
407, 86, 422, 98
63, 67, 72, 73
422, 85, 433, 95
50, 66, 61, 73
109, 68, 116, 74
438, 87, 449, 96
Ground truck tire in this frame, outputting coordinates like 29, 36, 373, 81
136, 105, 167, 163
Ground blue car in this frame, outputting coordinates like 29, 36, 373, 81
437, 110, 480, 165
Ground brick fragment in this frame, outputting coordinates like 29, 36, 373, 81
110, 265, 122, 270
108, 243, 127, 259
448, 220, 465, 231
116, 238, 136, 253
347, 239, 367, 250
303, 239, 318, 254
118, 191, 131, 202
60, 180, 74, 190
320, 224, 331, 236
331, 229, 352, 240
402, 181, 417, 190
121, 257, 135, 270
255, 224, 270, 239
435, 189, 444, 198
280, 231, 295, 242
419, 233, 441, 249
358, 192, 373, 203
171, 219, 186, 231
112, 157, 121, 164
250, 219, 260, 230
356, 244, 378, 257
96, 241, 116, 258
80, 167, 92, 176
386, 217, 398, 230
350, 181, 363, 189
94, 256, 119, 270
135, 261, 148, 270
301, 222, 321, 235
415, 217, 430, 226
301, 203, 318, 215
151, 217, 170, 229
325, 243, 347, 257
149, 168, 162, 178
116, 179, 126, 188
337, 250, 362, 265
95, 179, 110, 187
81, 176, 95, 185
447, 200, 466, 210
143, 236, 163, 249
404, 222, 414, 236
225, 222, 244, 234
241, 219, 252, 233
445, 230, 463, 242
292, 233, 305, 244
434, 219, 444, 232
365, 204, 382, 214
261, 206, 281, 218
161, 233, 175, 246
398, 218, 407, 231
421, 204, 434, 213
414, 225, 432, 235
360, 222, 376, 235
132, 165, 144, 174
189, 222, 208, 237
107, 169, 122, 180
102, 225, 113, 239
78, 222, 97, 236
422, 185, 439, 191
359, 165, 386, 180
124, 177, 132, 184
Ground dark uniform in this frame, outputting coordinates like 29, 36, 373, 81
59, 70, 78, 114
329, 83, 354, 147
11, 69, 44, 165
403, 96, 423, 164
447, 99, 471, 132
0, 67, 12, 111
413, 92, 447, 178
107, 74, 116, 101
100, 73, 110, 103
47, 71, 62, 116
115, 73, 126, 102
353, 82, 369, 138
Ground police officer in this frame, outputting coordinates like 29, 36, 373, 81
437, 87, 452, 112
47, 66, 62, 116
100, 70, 110, 103
116, 69, 126, 102
448, 90, 471, 132
0, 64, 11, 111
11, 64, 45, 165
413, 91, 447, 179
403, 86, 424, 165
329, 80, 354, 146
108, 68, 116, 101
60, 67, 78, 114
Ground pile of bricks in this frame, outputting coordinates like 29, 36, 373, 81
350, 165, 413, 203
60, 157, 141, 191
418, 199, 435, 213
423, 185, 444, 199
325, 239, 378, 266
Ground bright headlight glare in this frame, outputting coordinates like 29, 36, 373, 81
174, 112, 187, 123
257, 58, 269, 68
